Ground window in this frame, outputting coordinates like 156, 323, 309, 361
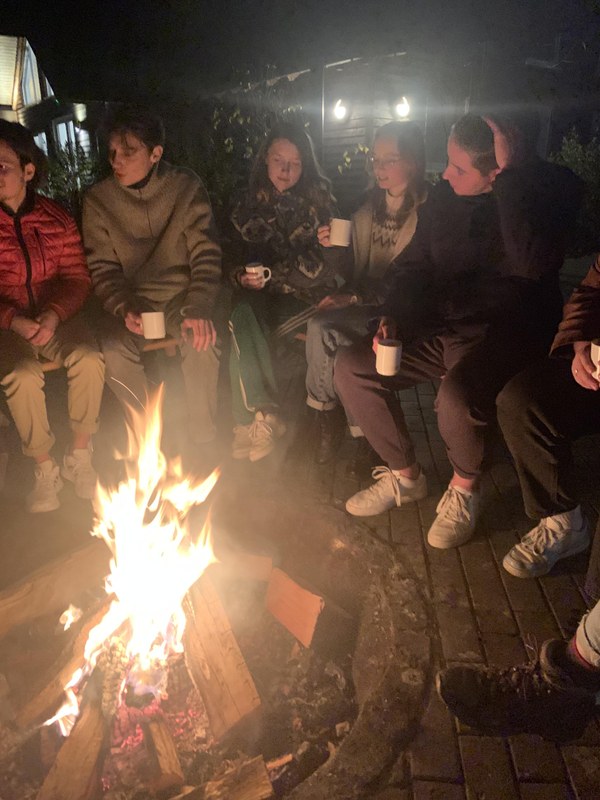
34, 132, 48, 154
21, 42, 42, 106
54, 118, 77, 150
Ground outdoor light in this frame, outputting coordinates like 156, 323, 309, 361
333, 98, 348, 121
394, 96, 410, 118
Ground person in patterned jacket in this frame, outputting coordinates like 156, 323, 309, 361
0, 120, 104, 512
225, 122, 346, 461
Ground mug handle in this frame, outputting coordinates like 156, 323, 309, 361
263, 267, 272, 281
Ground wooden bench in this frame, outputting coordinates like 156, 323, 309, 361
40, 337, 179, 373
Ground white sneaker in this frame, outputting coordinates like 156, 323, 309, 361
503, 507, 590, 579
248, 411, 286, 462
62, 446, 97, 500
427, 485, 479, 549
26, 460, 63, 513
345, 466, 428, 516
232, 424, 253, 459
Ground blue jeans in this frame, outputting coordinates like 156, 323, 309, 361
305, 304, 376, 415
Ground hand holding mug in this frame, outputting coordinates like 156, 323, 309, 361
372, 316, 397, 354
124, 311, 144, 336
317, 224, 332, 247
240, 263, 272, 290
572, 341, 600, 391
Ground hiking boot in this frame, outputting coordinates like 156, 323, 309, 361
315, 409, 342, 465
249, 411, 286, 462
427, 486, 479, 549
26, 460, 63, 513
503, 507, 590, 579
436, 639, 600, 742
345, 466, 428, 516
62, 445, 97, 500
232, 424, 253, 459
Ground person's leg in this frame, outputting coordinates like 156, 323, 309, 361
40, 315, 105, 499
334, 339, 444, 515
97, 312, 148, 415
177, 338, 220, 444
497, 358, 599, 578
0, 330, 62, 511
585, 517, 600, 604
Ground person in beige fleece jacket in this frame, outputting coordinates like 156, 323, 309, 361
82, 106, 222, 450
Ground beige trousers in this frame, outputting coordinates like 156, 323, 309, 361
0, 316, 105, 457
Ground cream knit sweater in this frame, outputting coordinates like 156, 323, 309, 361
82, 161, 221, 320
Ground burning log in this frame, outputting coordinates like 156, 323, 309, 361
265, 568, 356, 658
183, 575, 260, 741
36, 696, 107, 800
15, 598, 113, 730
0, 541, 109, 642
143, 717, 184, 793
171, 756, 273, 799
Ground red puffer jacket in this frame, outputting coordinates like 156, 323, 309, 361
0, 193, 91, 330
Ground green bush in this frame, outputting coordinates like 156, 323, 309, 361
44, 143, 104, 225
551, 129, 600, 256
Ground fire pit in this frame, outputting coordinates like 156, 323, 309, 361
0, 396, 433, 799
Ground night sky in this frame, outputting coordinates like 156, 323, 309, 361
3, 0, 599, 102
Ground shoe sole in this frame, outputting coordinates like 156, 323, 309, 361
428, 527, 476, 549
249, 444, 275, 462
502, 536, 590, 579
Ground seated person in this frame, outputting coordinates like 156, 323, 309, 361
497, 255, 600, 580
437, 597, 600, 742
306, 121, 428, 464
225, 122, 346, 462
82, 106, 221, 449
334, 114, 583, 550
0, 120, 104, 512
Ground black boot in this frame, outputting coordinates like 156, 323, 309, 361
315, 409, 342, 465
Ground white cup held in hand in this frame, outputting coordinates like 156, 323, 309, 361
591, 339, 600, 380
329, 218, 352, 247
376, 339, 402, 376
245, 262, 272, 288
141, 311, 166, 340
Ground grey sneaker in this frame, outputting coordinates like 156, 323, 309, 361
345, 466, 428, 516
427, 486, 479, 549
503, 507, 590, 579
232, 423, 253, 459
26, 460, 63, 513
248, 411, 286, 462
62, 445, 97, 500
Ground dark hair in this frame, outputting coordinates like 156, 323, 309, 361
369, 121, 426, 223
249, 122, 332, 205
0, 119, 47, 190
450, 114, 498, 175
101, 105, 165, 150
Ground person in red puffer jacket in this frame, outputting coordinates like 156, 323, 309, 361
0, 120, 105, 512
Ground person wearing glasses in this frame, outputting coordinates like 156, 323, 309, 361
306, 121, 428, 464
335, 114, 583, 549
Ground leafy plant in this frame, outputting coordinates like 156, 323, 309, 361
44, 143, 104, 225
551, 129, 600, 255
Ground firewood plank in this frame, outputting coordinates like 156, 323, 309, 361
144, 717, 185, 793
0, 541, 110, 642
203, 755, 274, 799
36, 698, 106, 800
183, 575, 260, 741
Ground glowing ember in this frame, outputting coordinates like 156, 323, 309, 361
48, 388, 218, 735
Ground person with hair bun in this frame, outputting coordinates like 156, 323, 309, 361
336, 114, 583, 548
306, 121, 428, 463
0, 119, 104, 512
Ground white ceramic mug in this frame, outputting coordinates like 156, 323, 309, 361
329, 218, 352, 247
376, 339, 403, 376
245, 263, 272, 288
591, 339, 600, 380
141, 311, 166, 340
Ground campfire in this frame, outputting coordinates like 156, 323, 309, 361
0, 390, 359, 800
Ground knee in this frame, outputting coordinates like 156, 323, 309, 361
333, 344, 368, 392
1, 359, 44, 393
496, 371, 531, 429
436, 373, 471, 418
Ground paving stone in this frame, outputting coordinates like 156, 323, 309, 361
409, 687, 462, 781
371, 789, 411, 800
499, 570, 552, 614
518, 784, 571, 800
427, 548, 470, 607
459, 736, 519, 799
418, 494, 444, 530
561, 745, 600, 799
460, 540, 512, 613
475, 607, 519, 636
412, 781, 466, 800
390, 504, 423, 547
481, 631, 527, 668
539, 574, 588, 638
436, 603, 483, 663
508, 734, 565, 782
514, 610, 562, 651
396, 544, 430, 590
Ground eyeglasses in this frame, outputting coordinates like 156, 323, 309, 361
367, 156, 405, 171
